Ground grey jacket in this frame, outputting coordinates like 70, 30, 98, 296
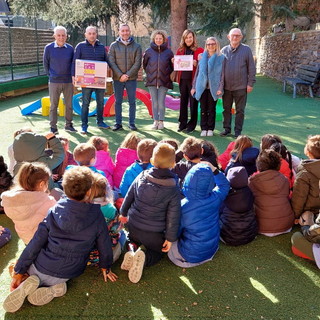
221, 43, 256, 91
108, 37, 142, 81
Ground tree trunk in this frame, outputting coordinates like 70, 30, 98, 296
170, 0, 187, 53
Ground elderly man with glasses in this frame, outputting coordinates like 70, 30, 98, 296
220, 28, 256, 138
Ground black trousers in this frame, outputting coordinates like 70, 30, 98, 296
128, 224, 164, 267
179, 79, 198, 131
200, 89, 217, 131
222, 89, 247, 135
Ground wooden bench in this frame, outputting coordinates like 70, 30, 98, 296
283, 64, 320, 98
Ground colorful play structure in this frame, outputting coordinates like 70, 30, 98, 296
21, 87, 226, 121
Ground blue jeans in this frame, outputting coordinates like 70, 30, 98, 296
148, 86, 168, 121
113, 80, 137, 126
81, 88, 105, 129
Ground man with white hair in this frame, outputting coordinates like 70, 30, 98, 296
220, 28, 256, 138
72, 26, 109, 134
44, 26, 76, 133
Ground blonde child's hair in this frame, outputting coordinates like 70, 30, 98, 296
305, 135, 320, 159
88, 173, 114, 203
88, 136, 109, 152
231, 135, 253, 162
73, 143, 96, 166
137, 139, 157, 163
62, 166, 93, 201
151, 143, 175, 169
120, 132, 141, 150
159, 139, 179, 151
180, 137, 202, 160
16, 162, 50, 191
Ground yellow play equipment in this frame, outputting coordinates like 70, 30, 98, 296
41, 97, 65, 117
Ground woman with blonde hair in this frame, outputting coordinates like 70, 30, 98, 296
175, 29, 204, 133
191, 37, 224, 137
143, 30, 174, 130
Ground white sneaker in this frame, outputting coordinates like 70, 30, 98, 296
151, 120, 158, 130
207, 130, 213, 136
157, 121, 164, 130
128, 250, 146, 283
121, 250, 135, 271
27, 282, 67, 306
200, 130, 207, 137
3, 275, 40, 313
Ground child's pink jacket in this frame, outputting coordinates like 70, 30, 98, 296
113, 148, 138, 189
1, 190, 56, 244
95, 150, 115, 188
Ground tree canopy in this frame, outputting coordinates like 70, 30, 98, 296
8, 0, 257, 36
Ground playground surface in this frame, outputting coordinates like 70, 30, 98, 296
0, 75, 320, 319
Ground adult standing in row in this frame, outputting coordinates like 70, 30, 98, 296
175, 30, 204, 133
220, 28, 256, 138
72, 26, 110, 135
44, 26, 75, 134
109, 24, 142, 132
143, 30, 174, 130
191, 37, 225, 137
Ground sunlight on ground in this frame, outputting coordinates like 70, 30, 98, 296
179, 276, 198, 295
277, 251, 320, 289
249, 278, 279, 303
151, 304, 169, 320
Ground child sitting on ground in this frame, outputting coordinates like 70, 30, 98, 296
1, 162, 56, 244
3, 166, 117, 313
0, 155, 13, 214
0, 225, 11, 248
291, 135, 320, 222
7, 128, 33, 175
88, 136, 115, 188
119, 143, 181, 283
12, 131, 64, 191
201, 140, 220, 168
220, 166, 257, 246
225, 135, 259, 177
168, 162, 229, 268
113, 132, 141, 191
67, 143, 105, 177
120, 138, 157, 197
249, 149, 294, 236
260, 134, 295, 189
291, 212, 320, 267
88, 173, 124, 264
218, 141, 235, 171
173, 137, 203, 186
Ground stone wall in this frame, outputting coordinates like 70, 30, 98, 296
0, 27, 53, 66
258, 30, 320, 96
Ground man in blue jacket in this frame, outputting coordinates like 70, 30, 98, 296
72, 26, 109, 134
43, 26, 75, 134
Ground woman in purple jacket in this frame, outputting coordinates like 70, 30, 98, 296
143, 30, 174, 130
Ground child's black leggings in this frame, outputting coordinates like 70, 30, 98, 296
128, 224, 164, 267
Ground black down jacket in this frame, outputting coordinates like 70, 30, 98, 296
220, 166, 258, 246
143, 42, 174, 89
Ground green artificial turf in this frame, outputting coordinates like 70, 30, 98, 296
0, 75, 320, 319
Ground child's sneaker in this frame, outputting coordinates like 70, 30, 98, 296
27, 282, 67, 306
121, 251, 135, 271
128, 249, 146, 283
3, 275, 40, 313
